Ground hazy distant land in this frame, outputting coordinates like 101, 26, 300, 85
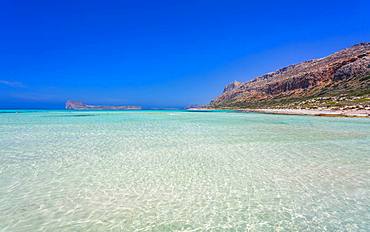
65, 100, 141, 110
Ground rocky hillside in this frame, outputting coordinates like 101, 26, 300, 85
65, 100, 141, 110
211, 43, 370, 109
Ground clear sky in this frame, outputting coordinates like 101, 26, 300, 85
1, 0, 369, 109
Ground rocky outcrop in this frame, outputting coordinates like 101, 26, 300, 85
65, 100, 141, 110
211, 43, 370, 108
223, 81, 242, 92
65, 101, 86, 110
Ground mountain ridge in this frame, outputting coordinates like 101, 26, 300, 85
210, 43, 370, 109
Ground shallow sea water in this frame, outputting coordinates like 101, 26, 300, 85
0, 110, 369, 231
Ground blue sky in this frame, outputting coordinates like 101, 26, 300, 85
1, 0, 369, 108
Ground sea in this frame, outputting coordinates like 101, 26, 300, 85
0, 110, 369, 231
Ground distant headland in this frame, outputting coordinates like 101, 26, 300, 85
65, 100, 141, 110
207, 42, 370, 117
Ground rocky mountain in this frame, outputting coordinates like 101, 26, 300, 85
211, 43, 370, 109
65, 100, 141, 110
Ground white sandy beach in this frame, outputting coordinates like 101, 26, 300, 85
240, 108, 370, 118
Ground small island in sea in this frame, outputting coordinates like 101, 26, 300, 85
65, 100, 142, 110
206, 43, 370, 117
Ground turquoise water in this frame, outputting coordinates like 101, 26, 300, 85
0, 110, 369, 231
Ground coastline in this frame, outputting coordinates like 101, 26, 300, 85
187, 107, 370, 118
238, 108, 370, 118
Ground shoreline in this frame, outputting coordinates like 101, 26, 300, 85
187, 108, 370, 118
238, 108, 370, 118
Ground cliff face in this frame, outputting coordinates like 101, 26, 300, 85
65, 100, 141, 110
211, 43, 370, 108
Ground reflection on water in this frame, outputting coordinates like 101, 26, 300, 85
43, 114, 97, 117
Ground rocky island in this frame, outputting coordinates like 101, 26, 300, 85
210, 43, 370, 117
65, 100, 141, 110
